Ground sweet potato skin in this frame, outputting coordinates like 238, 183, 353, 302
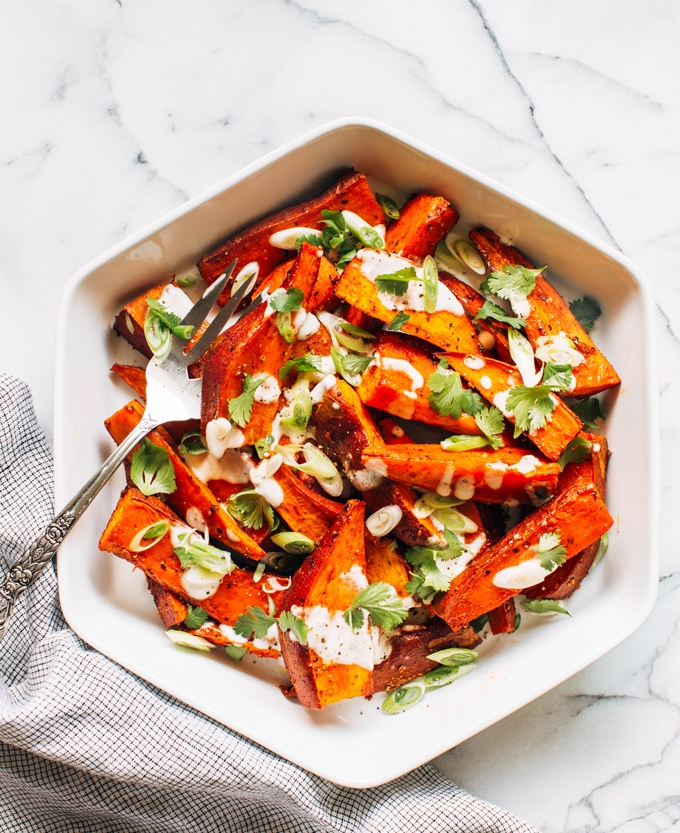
469, 227, 620, 398
98, 489, 283, 654
335, 257, 481, 355
372, 618, 481, 693
357, 332, 482, 434
443, 352, 583, 461
273, 463, 343, 545
278, 501, 372, 710
197, 170, 384, 303
113, 284, 163, 360
488, 599, 518, 634
104, 400, 266, 561
385, 194, 459, 263
147, 578, 188, 628
378, 417, 415, 445
433, 480, 613, 630
361, 444, 561, 505
314, 380, 446, 549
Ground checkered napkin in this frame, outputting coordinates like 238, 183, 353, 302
0, 374, 539, 833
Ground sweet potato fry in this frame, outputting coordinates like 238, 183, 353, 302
469, 227, 620, 397
443, 353, 583, 461
357, 332, 482, 433
335, 257, 481, 354
488, 599, 518, 634
315, 380, 447, 549
200, 243, 325, 444
378, 417, 415, 445
432, 480, 613, 630
111, 363, 147, 400
105, 400, 266, 561
99, 488, 283, 657
365, 535, 411, 597
278, 501, 373, 709
385, 194, 458, 263
361, 444, 560, 505
372, 617, 481, 693
147, 578, 188, 628
197, 170, 384, 304
273, 463, 343, 544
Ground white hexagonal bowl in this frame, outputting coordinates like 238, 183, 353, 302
54, 118, 659, 788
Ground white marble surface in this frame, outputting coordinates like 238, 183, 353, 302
2, 1, 678, 830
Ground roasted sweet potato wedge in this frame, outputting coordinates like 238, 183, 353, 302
111, 363, 147, 400
105, 400, 266, 561
361, 444, 561, 505
372, 617, 481, 693
365, 535, 412, 597
99, 488, 283, 657
273, 463, 343, 544
469, 227, 620, 397
200, 243, 328, 444
197, 170, 384, 304
385, 194, 458, 263
335, 256, 481, 354
432, 479, 613, 630
278, 501, 373, 709
488, 599, 518, 634
357, 332, 482, 433
443, 353, 583, 461
315, 380, 447, 549
147, 578, 188, 628
378, 417, 415, 445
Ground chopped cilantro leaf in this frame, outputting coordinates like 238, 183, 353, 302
225, 645, 247, 661
340, 353, 373, 375
130, 438, 177, 497
146, 298, 194, 340
537, 531, 567, 572
522, 599, 571, 616
542, 362, 574, 390
474, 300, 527, 330
279, 353, 323, 380
226, 489, 276, 530
270, 288, 304, 313
427, 361, 483, 419
375, 267, 417, 297
233, 606, 277, 640
558, 436, 592, 471
571, 397, 607, 429
388, 312, 410, 331
183, 605, 209, 630
404, 547, 451, 600
277, 610, 308, 645
295, 234, 322, 249
506, 385, 557, 435
569, 296, 601, 332
343, 582, 409, 631
480, 264, 546, 303
228, 373, 265, 428
474, 406, 505, 450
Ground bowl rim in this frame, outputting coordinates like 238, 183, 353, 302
53, 117, 660, 787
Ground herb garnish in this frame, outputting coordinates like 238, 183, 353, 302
427, 359, 483, 419
145, 298, 195, 340
343, 582, 409, 631
279, 353, 323, 380
388, 312, 410, 331
178, 430, 207, 456
376, 193, 400, 220
537, 532, 567, 572
571, 397, 606, 429
375, 266, 417, 297
130, 439, 177, 497
183, 605, 209, 629
228, 373, 265, 428
226, 489, 277, 530
522, 599, 571, 616
296, 210, 357, 268
474, 406, 505, 449
174, 533, 233, 576
254, 434, 275, 459
474, 300, 527, 330
269, 288, 304, 313
404, 547, 451, 600
225, 645, 247, 661
234, 605, 308, 645
480, 264, 546, 303
506, 362, 573, 435
569, 296, 601, 332
557, 436, 592, 471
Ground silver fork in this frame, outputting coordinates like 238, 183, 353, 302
0, 261, 260, 640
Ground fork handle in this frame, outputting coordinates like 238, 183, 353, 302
0, 415, 159, 640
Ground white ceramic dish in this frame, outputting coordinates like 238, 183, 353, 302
54, 118, 659, 788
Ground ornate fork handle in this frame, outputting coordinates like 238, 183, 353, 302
0, 414, 158, 640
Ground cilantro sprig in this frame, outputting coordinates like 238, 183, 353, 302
183, 605, 209, 630
427, 359, 483, 419
522, 599, 571, 616
569, 296, 601, 332
571, 397, 607, 429
226, 489, 277, 530
145, 298, 195, 340
343, 582, 409, 631
130, 438, 177, 497
270, 288, 304, 313
404, 547, 451, 601
389, 312, 410, 331
474, 300, 527, 330
474, 406, 505, 449
480, 264, 546, 303
234, 605, 308, 645
279, 353, 323, 380
506, 362, 574, 436
558, 436, 592, 471
295, 210, 358, 268
537, 532, 567, 572
376, 266, 417, 297
228, 374, 265, 428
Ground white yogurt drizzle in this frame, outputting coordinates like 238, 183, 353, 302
249, 454, 285, 508
381, 358, 424, 392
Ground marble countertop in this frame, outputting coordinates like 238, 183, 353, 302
2, 2, 677, 830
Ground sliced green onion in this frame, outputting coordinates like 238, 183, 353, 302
424, 663, 476, 687
413, 492, 465, 518
592, 533, 609, 570
231, 261, 259, 296
331, 346, 362, 388
376, 193, 400, 220
441, 435, 491, 452
339, 321, 376, 340
432, 508, 478, 534
270, 531, 315, 554
422, 255, 439, 314
276, 442, 343, 497
426, 647, 478, 667
176, 274, 197, 288
453, 239, 485, 274
318, 311, 370, 353
173, 531, 233, 576
382, 681, 426, 714
179, 430, 207, 456
434, 240, 462, 272
225, 644, 247, 661
254, 434, 275, 459
165, 630, 213, 651
341, 210, 384, 249
253, 562, 266, 582
365, 505, 403, 537
277, 311, 296, 344
281, 385, 313, 431
508, 328, 542, 387
144, 314, 171, 361
129, 520, 170, 553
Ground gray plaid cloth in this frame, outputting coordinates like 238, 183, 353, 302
0, 374, 539, 833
